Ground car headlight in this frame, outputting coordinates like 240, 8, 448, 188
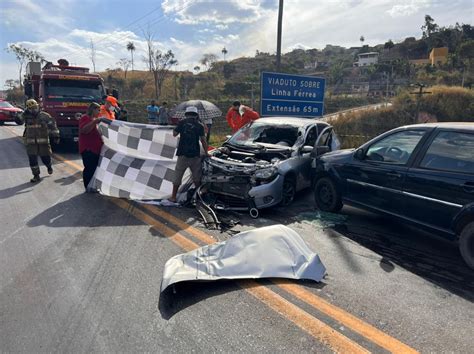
254, 167, 277, 180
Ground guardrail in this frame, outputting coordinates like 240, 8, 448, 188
322, 102, 392, 122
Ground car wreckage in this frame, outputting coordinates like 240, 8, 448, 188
201, 117, 339, 217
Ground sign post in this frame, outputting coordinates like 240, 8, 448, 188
260, 72, 325, 118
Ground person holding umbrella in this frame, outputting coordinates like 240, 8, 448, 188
169, 106, 209, 203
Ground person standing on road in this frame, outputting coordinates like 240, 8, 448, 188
20, 99, 60, 183
226, 100, 259, 133
146, 100, 159, 125
158, 101, 170, 125
169, 106, 209, 203
99, 95, 118, 120
79, 102, 103, 191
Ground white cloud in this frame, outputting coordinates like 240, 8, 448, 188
162, 0, 266, 25
387, 0, 431, 18
287, 43, 312, 51
1, 0, 74, 36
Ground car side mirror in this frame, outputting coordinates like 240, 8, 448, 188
354, 148, 365, 160
225, 135, 232, 140
301, 145, 314, 154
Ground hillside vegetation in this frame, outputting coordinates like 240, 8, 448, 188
332, 85, 474, 148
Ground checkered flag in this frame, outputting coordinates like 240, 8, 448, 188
89, 121, 189, 200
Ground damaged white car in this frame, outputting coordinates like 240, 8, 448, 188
201, 117, 339, 217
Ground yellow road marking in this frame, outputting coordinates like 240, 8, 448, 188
273, 280, 418, 354
3, 126, 418, 353
241, 280, 369, 354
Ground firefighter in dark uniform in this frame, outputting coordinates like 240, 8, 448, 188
21, 99, 60, 183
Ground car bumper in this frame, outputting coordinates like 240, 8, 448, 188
249, 174, 284, 209
208, 174, 284, 211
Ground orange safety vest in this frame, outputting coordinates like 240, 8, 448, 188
99, 105, 115, 120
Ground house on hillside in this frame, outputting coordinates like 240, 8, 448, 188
409, 47, 449, 67
304, 60, 329, 70
430, 47, 448, 66
353, 52, 379, 67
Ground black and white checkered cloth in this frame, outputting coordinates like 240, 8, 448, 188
89, 120, 189, 200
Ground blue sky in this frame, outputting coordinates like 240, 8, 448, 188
1, 0, 472, 88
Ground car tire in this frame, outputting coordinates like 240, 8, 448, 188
15, 117, 23, 125
280, 177, 296, 206
314, 177, 343, 212
0, 121, 4, 126
459, 221, 474, 270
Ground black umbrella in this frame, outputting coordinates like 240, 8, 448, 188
172, 100, 222, 120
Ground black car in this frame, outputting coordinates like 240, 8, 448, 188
312, 123, 474, 269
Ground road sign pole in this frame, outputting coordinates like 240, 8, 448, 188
276, 0, 284, 72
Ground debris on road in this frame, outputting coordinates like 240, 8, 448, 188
296, 210, 347, 229
161, 224, 326, 292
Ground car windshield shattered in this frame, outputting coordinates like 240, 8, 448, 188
227, 120, 300, 149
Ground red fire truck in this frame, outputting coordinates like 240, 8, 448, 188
24, 60, 106, 143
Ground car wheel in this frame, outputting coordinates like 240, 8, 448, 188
459, 221, 474, 270
314, 177, 343, 212
0, 121, 4, 126
280, 177, 296, 206
15, 117, 23, 125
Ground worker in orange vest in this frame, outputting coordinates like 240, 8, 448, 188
226, 101, 260, 133
99, 95, 118, 120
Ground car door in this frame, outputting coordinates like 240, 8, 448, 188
402, 129, 474, 235
296, 125, 320, 189
343, 129, 427, 215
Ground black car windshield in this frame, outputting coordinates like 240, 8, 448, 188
44, 79, 105, 101
0, 101, 14, 108
228, 121, 300, 148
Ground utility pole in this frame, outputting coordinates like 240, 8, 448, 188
410, 83, 431, 124
276, 0, 284, 72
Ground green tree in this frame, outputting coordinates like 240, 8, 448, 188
221, 47, 228, 61
421, 15, 439, 38
126, 42, 136, 71
459, 40, 474, 86
384, 40, 395, 52
200, 53, 218, 71
223, 63, 236, 79
6, 44, 45, 88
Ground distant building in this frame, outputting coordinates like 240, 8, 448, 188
304, 60, 329, 70
353, 52, 379, 67
430, 47, 448, 66
409, 47, 449, 67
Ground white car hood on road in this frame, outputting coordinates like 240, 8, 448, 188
161, 224, 326, 292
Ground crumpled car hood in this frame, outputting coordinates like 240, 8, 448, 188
161, 224, 326, 292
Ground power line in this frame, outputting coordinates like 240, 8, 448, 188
68, 0, 196, 62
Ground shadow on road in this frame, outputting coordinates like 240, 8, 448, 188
159, 278, 326, 320
27, 193, 144, 228
331, 207, 474, 302
0, 181, 35, 199
159, 280, 241, 320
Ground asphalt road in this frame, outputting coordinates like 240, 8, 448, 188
1, 123, 473, 353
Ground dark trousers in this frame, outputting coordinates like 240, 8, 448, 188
206, 124, 212, 143
28, 154, 51, 176
81, 151, 100, 190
